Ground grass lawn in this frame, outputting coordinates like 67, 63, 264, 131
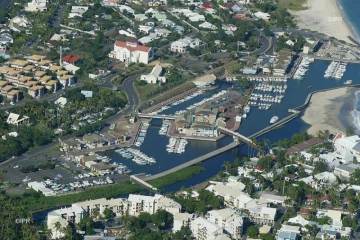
135, 78, 160, 101
278, 0, 308, 11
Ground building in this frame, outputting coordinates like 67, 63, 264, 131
273, 50, 292, 76
173, 213, 193, 232
60, 139, 82, 151
334, 164, 360, 179
6, 113, 30, 126
25, 0, 48, 12
206, 208, 243, 239
170, 37, 203, 52
140, 64, 166, 84
47, 205, 86, 239
62, 54, 81, 65
243, 60, 258, 75
286, 138, 321, 155
248, 207, 277, 225
191, 217, 223, 240
108, 39, 154, 64
69, 6, 89, 18
254, 12, 270, 20
260, 193, 288, 206
127, 194, 181, 216
199, 22, 217, 30
334, 135, 360, 161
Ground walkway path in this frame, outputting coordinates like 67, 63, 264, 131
143, 141, 240, 181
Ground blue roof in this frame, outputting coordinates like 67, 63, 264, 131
278, 231, 298, 240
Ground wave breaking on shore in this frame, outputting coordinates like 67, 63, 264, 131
350, 90, 360, 131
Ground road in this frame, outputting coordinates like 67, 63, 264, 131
0, 0, 12, 10
52, 4, 66, 28
0, 75, 139, 168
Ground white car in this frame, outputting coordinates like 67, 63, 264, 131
78, 174, 83, 179
13, 165, 19, 169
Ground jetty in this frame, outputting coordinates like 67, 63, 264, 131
312, 56, 360, 63
143, 141, 240, 181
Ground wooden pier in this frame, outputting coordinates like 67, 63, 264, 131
143, 141, 240, 181
130, 175, 157, 192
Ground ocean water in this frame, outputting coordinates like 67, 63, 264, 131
338, 0, 360, 41
351, 90, 360, 131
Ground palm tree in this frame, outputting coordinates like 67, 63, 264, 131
54, 221, 62, 239
222, 161, 232, 174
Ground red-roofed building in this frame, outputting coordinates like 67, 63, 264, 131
299, 208, 312, 215
222, 3, 235, 9
62, 54, 81, 65
202, 4, 212, 8
255, 166, 264, 172
305, 194, 315, 205
108, 39, 154, 64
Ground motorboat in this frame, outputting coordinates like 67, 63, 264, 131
270, 116, 279, 124
308, 85, 312, 88
344, 80, 353, 85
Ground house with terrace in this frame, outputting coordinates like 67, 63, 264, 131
109, 39, 154, 64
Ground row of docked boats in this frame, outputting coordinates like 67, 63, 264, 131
324, 61, 347, 79
293, 57, 314, 80
254, 84, 287, 93
153, 90, 204, 114
186, 90, 228, 111
166, 137, 188, 154
135, 123, 149, 147
333, 62, 347, 79
159, 123, 169, 135
247, 77, 288, 83
115, 149, 134, 159
127, 148, 156, 165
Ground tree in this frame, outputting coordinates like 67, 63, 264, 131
247, 226, 259, 238
152, 210, 173, 230
346, 125, 356, 136
173, 226, 192, 240
103, 208, 113, 220
305, 224, 319, 240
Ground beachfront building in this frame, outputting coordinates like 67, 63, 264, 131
333, 134, 360, 161
140, 64, 166, 84
108, 39, 154, 64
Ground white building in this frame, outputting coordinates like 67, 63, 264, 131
334, 135, 360, 161
118, 5, 135, 14
286, 40, 295, 46
25, 0, 48, 12
47, 205, 86, 239
55, 97, 68, 108
254, 12, 270, 20
170, 36, 204, 52
173, 213, 194, 232
108, 39, 154, 64
69, 6, 89, 18
6, 113, 30, 126
128, 194, 181, 216
260, 193, 288, 206
248, 207, 277, 225
199, 22, 217, 30
334, 164, 360, 179
206, 183, 243, 206
206, 208, 243, 239
140, 64, 166, 84
191, 217, 224, 240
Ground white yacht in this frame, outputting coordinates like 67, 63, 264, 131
270, 116, 279, 124
344, 80, 353, 85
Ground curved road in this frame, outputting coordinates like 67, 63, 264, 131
0, 76, 139, 168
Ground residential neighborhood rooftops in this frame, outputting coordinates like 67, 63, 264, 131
62, 54, 81, 63
286, 138, 321, 155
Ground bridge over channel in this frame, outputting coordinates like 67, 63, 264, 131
138, 113, 176, 120
142, 141, 240, 181
130, 175, 158, 192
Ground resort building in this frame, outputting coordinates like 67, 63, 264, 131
190, 217, 224, 240
140, 64, 166, 84
206, 208, 243, 239
173, 213, 194, 232
248, 206, 277, 225
108, 39, 154, 64
128, 194, 181, 216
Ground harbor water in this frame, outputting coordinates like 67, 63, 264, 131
104, 60, 360, 192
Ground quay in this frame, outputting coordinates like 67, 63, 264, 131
312, 56, 360, 63
142, 141, 240, 181
287, 55, 303, 79
138, 114, 176, 120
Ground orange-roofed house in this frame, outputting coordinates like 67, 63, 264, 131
62, 54, 81, 66
108, 39, 154, 64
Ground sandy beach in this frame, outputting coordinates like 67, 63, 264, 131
302, 88, 350, 136
291, 0, 354, 44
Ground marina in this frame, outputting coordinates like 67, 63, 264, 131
324, 61, 347, 79
134, 122, 149, 147
166, 137, 188, 154
293, 57, 314, 80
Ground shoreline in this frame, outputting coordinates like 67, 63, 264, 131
337, 0, 360, 43
291, 0, 355, 44
301, 87, 351, 135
